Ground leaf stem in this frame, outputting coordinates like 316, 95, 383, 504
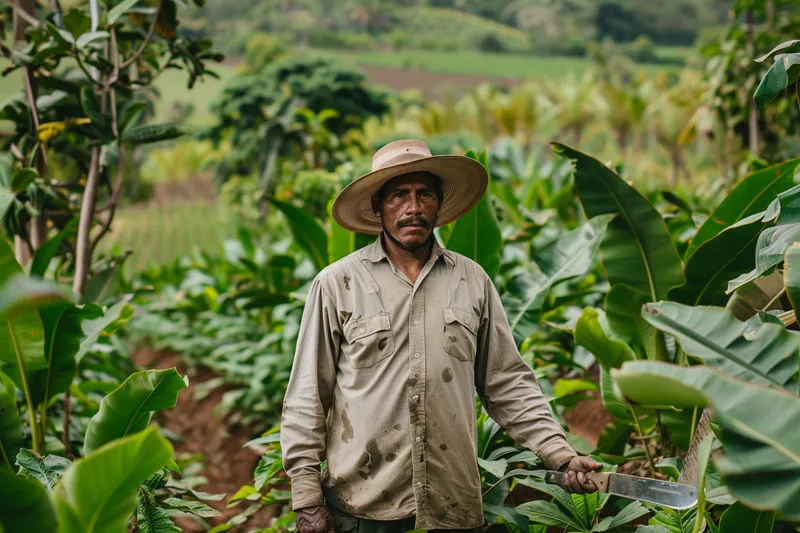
8, 318, 42, 453
628, 404, 656, 475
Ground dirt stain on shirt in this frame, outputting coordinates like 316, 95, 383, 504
441, 368, 453, 383
342, 410, 354, 443
357, 439, 383, 479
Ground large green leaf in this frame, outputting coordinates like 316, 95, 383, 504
0, 373, 22, 473
718, 502, 774, 533
503, 214, 613, 342
574, 307, 635, 369
552, 143, 684, 301
668, 211, 770, 306
443, 149, 503, 279
83, 368, 187, 456
0, 273, 74, 392
327, 198, 373, 263
612, 361, 800, 520
686, 158, 800, 256
52, 426, 174, 533
754, 52, 800, 108
604, 283, 663, 360
0, 471, 58, 533
641, 301, 799, 391
725, 183, 800, 293
29, 302, 104, 407
269, 198, 329, 271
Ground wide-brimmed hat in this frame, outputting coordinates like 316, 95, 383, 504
331, 139, 488, 234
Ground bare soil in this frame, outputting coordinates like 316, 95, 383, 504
133, 348, 280, 532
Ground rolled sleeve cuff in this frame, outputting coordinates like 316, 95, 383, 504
536, 440, 577, 471
290, 473, 324, 510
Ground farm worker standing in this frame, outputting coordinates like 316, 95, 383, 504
280, 139, 601, 533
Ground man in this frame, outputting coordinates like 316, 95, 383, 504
280, 139, 600, 533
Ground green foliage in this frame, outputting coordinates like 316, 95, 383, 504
204, 54, 392, 190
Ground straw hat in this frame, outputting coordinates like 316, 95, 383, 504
332, 139, 488, 234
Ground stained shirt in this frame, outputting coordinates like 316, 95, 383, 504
280, 235, 577, 530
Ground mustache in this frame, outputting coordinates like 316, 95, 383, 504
398, 216, 430, 228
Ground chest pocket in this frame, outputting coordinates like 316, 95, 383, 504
443, 306, 479, 362
343, 311, 395, 368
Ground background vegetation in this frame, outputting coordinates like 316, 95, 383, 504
2, 0, 800, 532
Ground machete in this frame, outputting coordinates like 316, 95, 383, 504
544, 470, 698, 510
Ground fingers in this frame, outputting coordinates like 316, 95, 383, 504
561, 470, 586, 493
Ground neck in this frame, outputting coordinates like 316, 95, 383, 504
381, 231, 434, 272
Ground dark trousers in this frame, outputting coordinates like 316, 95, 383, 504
328, 506, 481, 533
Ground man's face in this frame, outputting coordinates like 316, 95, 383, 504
373, 172, 441, 249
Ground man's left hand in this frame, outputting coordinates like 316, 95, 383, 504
558, 456, 603, 494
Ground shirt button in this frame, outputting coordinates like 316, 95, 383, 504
414, 353, 420, 358
413, 395, 419, 401
413, 320, 419, 325
415, 437, 421, 442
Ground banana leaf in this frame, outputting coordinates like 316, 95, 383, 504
612, 361, 800, 520
443, 149, 503, 279
552, 143, 684, 301
785, 242, 800, 316
502, 214, 613, 342
83, 368, 188, 456
641, 301, 799, 392
269, 197, 329, 271
0, 273, 74, 393
53, 427, 174, 533
687, 158, 800, 257
669, 211, 770, 306
0, 471, 58, 533
0, 373, 22, 473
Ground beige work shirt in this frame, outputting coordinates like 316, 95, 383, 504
280, 235, 576, 530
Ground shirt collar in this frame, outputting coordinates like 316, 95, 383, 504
361, 233, 455, 266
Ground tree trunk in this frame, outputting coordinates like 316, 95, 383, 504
73, 147, 102, 296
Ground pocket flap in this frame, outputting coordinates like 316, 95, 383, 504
347, 311, 391, 342
443, 306, 479, 335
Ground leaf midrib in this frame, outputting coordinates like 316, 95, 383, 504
648, 309, 783, 388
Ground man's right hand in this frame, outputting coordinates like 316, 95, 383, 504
295, 505, 335, 533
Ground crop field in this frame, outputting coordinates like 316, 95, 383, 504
98, 201, 232, 275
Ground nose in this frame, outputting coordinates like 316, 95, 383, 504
405, 192, 423, 214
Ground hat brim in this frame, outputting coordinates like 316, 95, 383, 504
331, 155, 488, 235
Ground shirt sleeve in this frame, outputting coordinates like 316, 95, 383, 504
280, 274, 341, 509
474, 274, 577, 471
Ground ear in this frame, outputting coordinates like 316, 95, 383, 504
371, 194, 380, 215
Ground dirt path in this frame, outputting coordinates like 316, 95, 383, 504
133, 348, 279, 532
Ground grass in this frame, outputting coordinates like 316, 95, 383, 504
98, 201, 232, 276
309, 47, 686, 79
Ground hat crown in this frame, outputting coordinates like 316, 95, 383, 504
372, 139, 432, 172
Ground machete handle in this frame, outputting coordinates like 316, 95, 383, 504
586, 471, 609, 491
544, 470, 610, 492
544, 470, 566, 486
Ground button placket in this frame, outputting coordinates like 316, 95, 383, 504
408, 287, 427, 514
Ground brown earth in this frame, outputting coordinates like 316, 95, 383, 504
133, 348, 280, 532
